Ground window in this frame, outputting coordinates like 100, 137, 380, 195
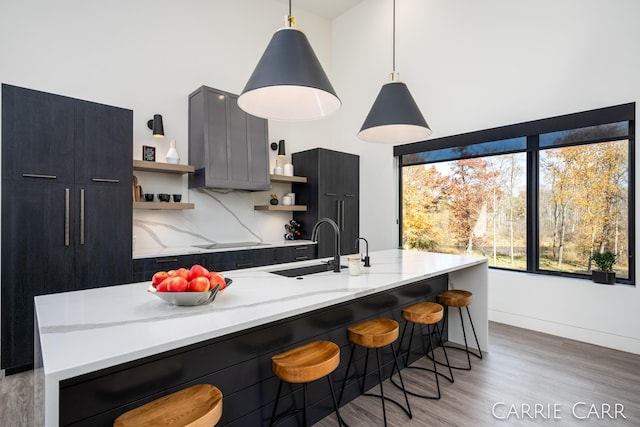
395, 104, 635, 284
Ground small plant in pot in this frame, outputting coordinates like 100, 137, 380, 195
591, 251, 617, 285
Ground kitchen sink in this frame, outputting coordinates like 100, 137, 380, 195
192, 242, 269, 250
270, 263, 346, 277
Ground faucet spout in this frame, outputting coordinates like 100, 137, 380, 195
355, 237, 371, 267
311, 218, 341, 272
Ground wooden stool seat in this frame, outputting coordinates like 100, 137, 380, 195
393, 301, 453, 400
272, 340, 340, 384
437, 289, 472, 307
402, 302, 444, 325
434, 289, 483, 370
347, 318, 399, 348
271, 340, 344, 426
113, 384, 222, 427
340, 318, 412, 424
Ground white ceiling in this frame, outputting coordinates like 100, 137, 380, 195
275, 0, 363, 20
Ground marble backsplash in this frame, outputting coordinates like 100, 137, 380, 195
132, 185, 298, 254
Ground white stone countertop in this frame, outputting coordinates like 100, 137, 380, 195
132, 239, 315, 259
35, 249, 487, 426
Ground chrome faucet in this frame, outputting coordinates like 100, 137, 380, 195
355, 237, 371, 267
311, 218, 341, 272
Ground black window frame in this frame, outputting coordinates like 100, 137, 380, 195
395, 103, 635, 285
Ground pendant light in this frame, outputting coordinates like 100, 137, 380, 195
238, 0, 341, 121
357, 0, 431, 144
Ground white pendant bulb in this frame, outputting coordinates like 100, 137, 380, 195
238, 0, 341, 121
358, 0, 431, 144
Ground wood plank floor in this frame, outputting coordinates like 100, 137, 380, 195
315, 321, 640, 426
1, 322, 639, 426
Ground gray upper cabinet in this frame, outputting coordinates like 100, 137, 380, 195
188, 86, 269, 191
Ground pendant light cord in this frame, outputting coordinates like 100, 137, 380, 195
392, 0, 396, 73
287, 0, 293, 27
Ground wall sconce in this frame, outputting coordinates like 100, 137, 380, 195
270, 140, 286, 157
147, 114, 165, 138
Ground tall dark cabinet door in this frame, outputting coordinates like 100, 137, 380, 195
74, 183, 133, 289
1, 84, 75, 182
73, 100, 133, 289
1, 85, 133, 373
74, 99, 132, 185
293, 148, 360, 258
1, 181, 76, 370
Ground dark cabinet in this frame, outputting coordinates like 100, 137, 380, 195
293, 148, 360, 258
188, 86, 270, 191
1, 84, 133, 373
134, 245, 317, 282
275, 244, 316, 263
133, 254, 207, 283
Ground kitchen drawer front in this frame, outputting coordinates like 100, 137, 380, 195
275, 244, 317, 263
216, 249, 274, 271
132, 254, 206, 282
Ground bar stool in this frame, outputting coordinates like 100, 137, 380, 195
436, 289, 483, 370
393, 302, 453, 400
271, 340, 344, 427
339, 318, 411, 426
113, 383, 222, 427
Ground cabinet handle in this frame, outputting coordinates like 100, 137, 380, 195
155, 258, 178, 263
80, 189, 85, 245
236, 262, 253, 268
92, 178, 120, 183
295, 256, 310, 261
23, 173, 57, 179
324, 192, 337, 196
336, 200, 341, 229
294, 246, 308, 251
64, 188, 70, 246
345, 194, 356, 198
340, 200, 345, 231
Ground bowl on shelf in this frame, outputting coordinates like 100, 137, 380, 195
148, 278, 232, 306
157, 193, 170, 202
144, 193, 154, 202
172, 194, 182, 203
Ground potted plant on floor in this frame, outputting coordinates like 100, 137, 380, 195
591, 251, 617, 284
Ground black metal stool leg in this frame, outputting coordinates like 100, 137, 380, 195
434, 320, 454, 383
392, 320, 449, 400
339, 343, 357, 405
327, 375, 347, 427
375, 348, 388, 427
390, 342, 412, 418
466, 306, 483, 359
270, 379, 284, 427
302, 383, 308, 427
427, 325, 441, 399
432, 304, 482, 371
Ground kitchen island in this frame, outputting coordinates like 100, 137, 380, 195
35, 249, 487, 426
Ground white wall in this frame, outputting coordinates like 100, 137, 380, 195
1, 0, 639, 354
0, 0, 338, 250
331, 0, 640, 353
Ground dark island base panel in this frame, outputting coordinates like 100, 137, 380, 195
60, 275, 448, 426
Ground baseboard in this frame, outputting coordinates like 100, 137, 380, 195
489, 310, 640, 355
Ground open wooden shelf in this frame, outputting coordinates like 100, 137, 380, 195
270, 174, 307, 183
254, 205, 307, 212
133, 202, 195, 210
133, 160, 195, 174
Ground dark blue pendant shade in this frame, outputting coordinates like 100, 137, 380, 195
238, 27, 341, 121
358, 80, 431, 144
